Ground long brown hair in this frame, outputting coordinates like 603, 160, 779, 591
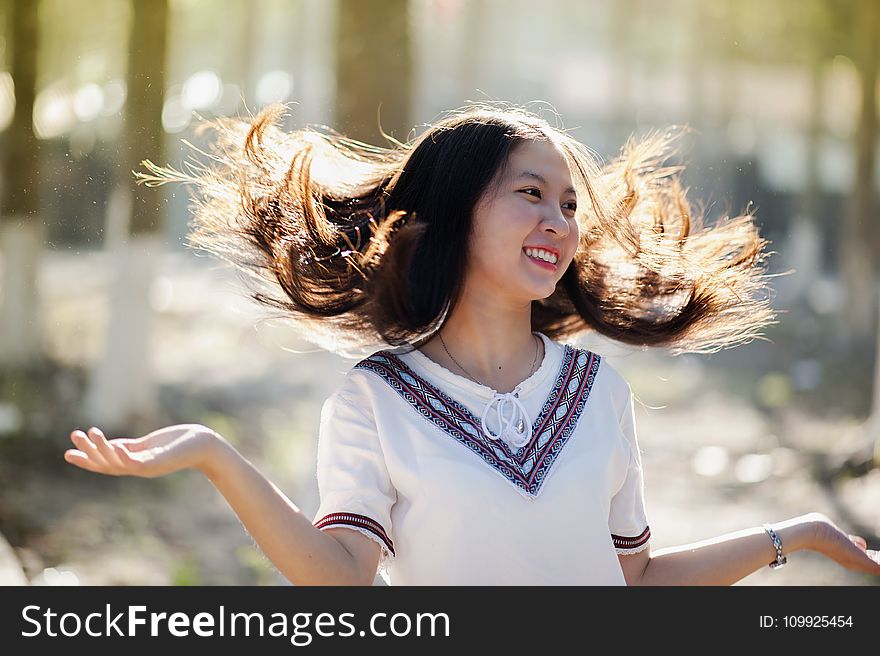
139, 102, 776, 358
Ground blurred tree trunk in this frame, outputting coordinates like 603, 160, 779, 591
850, 3, 880, 465
801, 55, 823, 274
841, 0, 878, 342
459, 0, 487, 99
84, 0, 169, 432
335, 0, 411, 144
874, 290, 880, 465
229, 0, 257, 110
783, 50, 824, 305
0, 0, 43, 366
0, 531, 27, 584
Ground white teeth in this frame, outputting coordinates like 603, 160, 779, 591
525, 248, 558, 264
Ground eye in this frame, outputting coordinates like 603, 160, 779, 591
520, 188, 578, 214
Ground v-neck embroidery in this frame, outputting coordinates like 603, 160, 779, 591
353, 342, 602, 499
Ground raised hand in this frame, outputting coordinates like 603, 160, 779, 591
808, 513, 880, 576
64, 424, 221, 479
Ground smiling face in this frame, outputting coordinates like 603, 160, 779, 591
464, 138, 580, 303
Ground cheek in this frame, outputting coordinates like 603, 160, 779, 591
470, 205, 531, 254
565, 223, 580, 257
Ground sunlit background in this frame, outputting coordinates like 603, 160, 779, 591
0, 0, 878, 586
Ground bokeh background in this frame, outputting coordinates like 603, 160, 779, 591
0, 0, 878, 586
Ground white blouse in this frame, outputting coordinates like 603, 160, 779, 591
312, 332, 651, 585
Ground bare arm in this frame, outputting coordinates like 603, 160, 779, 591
618, 514, 880, 586
200, 437, 380, 586
65, 425, 381, 586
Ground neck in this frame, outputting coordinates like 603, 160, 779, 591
419, 285, 542, 394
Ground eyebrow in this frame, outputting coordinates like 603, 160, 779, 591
516, 171, 576, 196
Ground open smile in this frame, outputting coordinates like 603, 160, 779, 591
523, 248, 559, 271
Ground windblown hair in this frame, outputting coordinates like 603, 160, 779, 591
139, 101, 775, 357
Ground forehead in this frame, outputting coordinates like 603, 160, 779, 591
505, 139, 574, 191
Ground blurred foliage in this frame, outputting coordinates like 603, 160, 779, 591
170, 557, 201, 586
235, 544, 279, 586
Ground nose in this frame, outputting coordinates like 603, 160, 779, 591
541, 208, 570, 238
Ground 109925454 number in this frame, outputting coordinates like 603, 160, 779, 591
783, 616, 853, 628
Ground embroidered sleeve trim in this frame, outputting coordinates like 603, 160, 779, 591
612, 526, 651, 554
314, 512, 396, 557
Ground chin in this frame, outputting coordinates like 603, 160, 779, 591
526, 284, 558, 301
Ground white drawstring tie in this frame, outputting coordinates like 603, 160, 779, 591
480, 386, 532, 450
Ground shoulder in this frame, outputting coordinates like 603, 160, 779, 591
323, 349, 406, 410
317, 362, 389, 447
563, 341, 630, 393
594, 356, 631, 398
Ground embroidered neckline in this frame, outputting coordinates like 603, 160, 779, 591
354, 344, 602, 499
405, 331, 554, 400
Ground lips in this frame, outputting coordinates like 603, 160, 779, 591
523, 250, 558, 271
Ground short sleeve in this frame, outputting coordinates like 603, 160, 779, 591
608, 383, 651, 555
312, 381, 397, 566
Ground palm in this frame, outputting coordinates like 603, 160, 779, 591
65, 424, 215, 478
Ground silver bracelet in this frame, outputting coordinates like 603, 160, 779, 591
763, 523, 787, 569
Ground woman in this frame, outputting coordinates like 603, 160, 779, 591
65, 102, 880, 585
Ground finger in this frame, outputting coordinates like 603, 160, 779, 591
85, 427, 117, 469
70, 429, 91, 446
64, 449, 107, 474
848, 534, 867, 549
88, 427, 127, 470
71, 430, 111, 469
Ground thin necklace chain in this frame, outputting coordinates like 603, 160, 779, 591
438, 332, 539, 392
